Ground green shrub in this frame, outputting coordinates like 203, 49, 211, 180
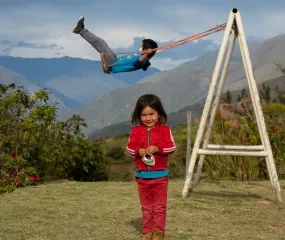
106, 146, 126, 160
0, 83, 110, 193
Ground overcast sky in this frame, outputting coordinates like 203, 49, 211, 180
1, 0, 285, 70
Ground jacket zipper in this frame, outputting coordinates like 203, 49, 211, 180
147, 128, 151, 171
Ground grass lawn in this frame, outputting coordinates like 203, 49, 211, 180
0, 179, 284, 240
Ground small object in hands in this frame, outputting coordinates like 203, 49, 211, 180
142, 154, 155, 166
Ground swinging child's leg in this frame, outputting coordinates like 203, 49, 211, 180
80, 29, 115, 67
72, 16, 115, 67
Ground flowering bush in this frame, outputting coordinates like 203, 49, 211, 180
0, 152, 40, 193
0, 83, 109, 194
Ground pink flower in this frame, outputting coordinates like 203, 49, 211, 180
9, 152, 19, 159
30, 175, 40, 182
15, 179, 21, 186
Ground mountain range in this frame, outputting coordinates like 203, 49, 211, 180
61, 34, 285, 135
1, 33, 284, 138
90, 74, 285, 139
0, 56, 160, 110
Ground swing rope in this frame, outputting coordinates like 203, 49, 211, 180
101, 23, 227, 71
120, 23, 226, 55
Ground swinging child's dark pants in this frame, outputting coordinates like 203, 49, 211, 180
80, 29, 115, 67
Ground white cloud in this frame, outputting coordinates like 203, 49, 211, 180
151, 57, 192, 71
47, 35, 101, 60
9, 47, 61, 58
0, 1, 285, 70
247, 11, 285, 39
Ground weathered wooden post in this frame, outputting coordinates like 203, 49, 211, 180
185, 111, 192, 177
182, 8, 282, 202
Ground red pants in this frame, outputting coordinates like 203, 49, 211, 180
136, 176, 168, 234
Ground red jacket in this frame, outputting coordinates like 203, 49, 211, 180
126, 123, 176, 171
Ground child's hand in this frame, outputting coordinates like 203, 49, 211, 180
145, 49, 154, 56
146, 146, 159, 154
138, 148, 146, 157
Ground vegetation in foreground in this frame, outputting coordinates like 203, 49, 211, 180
1, 80, 285, 194
0, 65, 285, 239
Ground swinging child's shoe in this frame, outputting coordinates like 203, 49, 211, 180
72, 16, 85, 34
152, 231, 164, 240
140, 232, 152, 240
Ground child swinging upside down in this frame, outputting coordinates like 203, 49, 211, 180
72, 16, 158, 74
126, 94, 176, 240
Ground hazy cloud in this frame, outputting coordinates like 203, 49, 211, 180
0, 40, 63, 55
0, 1, 284, 70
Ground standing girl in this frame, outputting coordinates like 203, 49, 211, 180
126, 94, 176, 240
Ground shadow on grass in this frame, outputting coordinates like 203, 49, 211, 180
188, 190, 272, 201
128, 217, 142, 232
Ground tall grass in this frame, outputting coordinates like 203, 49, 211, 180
202, 99, 285, 181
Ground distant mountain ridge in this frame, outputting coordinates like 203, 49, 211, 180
0, 65, 69, 109
62, 34, 283, 134
1, 33, 284, 137
90, 74, 285, 139
0, 56, 160, 109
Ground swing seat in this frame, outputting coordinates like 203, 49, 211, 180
100, 53, 112, 74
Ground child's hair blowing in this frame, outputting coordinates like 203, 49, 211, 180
131, 94, 167, 125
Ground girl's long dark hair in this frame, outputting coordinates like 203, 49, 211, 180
131, 94, 167, 125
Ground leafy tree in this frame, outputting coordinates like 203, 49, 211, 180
274, 61, 285, 75
259, 83, 271, 103
222, 90, 232, 104
272, 61, 285, 103
106, 146, 126, 160
273, 86, 285, 104
237, 88, 247, 102
0, 83, 110, 193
